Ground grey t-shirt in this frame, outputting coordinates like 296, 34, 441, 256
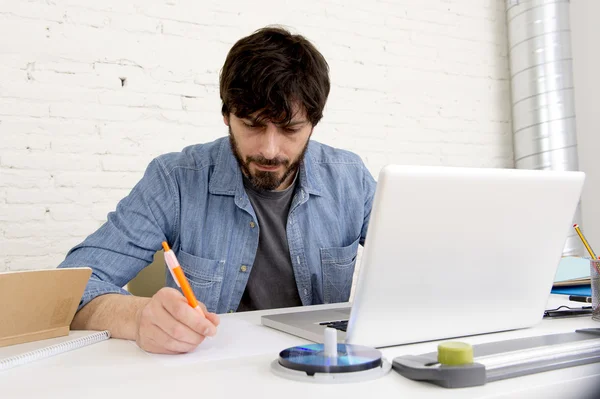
236, 174, 303, 312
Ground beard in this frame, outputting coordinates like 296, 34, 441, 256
228, 127, 309, 191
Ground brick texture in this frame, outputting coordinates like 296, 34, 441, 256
0, 0, 512, 272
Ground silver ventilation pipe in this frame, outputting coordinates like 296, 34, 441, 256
506, 0, 583, 256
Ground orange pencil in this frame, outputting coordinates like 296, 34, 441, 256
162, 241, 201, 310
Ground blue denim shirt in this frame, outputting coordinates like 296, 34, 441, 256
58, 137, 377, 314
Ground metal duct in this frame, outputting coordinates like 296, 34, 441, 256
506, 0, 583, 256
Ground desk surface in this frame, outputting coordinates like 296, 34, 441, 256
2, 295, 599, 399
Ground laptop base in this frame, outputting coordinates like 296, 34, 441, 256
262, 308, 351, 343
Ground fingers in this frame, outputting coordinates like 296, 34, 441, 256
197, 301, 220, 327
159, 289, 218, 337
136, 288, 217, 354
205, 311, 220, 327
139, 322, 203, 354
152, 299, 206, 346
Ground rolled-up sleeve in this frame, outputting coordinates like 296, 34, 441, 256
58, 156, 179, 311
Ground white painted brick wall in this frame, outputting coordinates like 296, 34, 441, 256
0, 0, 513, 272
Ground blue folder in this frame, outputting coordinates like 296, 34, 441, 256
551, 285, 592, 296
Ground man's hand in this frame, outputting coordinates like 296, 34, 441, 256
135, 287, 221, 354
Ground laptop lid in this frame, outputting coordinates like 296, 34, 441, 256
345, 165, 585, 348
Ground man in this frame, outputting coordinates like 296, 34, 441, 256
58, 26, 377, 354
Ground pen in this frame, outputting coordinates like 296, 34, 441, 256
162, 241, 200, 310
544, 307, 592, 318
569, 295, 592, 304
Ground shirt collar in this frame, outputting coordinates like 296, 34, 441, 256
208, 138, 324, 197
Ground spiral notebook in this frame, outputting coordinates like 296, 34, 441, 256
0, 330, 110, 372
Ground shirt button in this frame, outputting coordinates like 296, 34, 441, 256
303, 288, 308, 295
249, 221, 255, 228
240, 265, 248, 272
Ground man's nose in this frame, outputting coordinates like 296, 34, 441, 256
259, 124, 280, 160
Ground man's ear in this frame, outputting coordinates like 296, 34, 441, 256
223, 114, 230, 126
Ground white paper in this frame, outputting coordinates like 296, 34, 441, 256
136, 317, 306, 366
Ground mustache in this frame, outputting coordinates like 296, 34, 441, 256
246, 155, 289, 167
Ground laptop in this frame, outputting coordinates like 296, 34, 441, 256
261, 165, 585, 348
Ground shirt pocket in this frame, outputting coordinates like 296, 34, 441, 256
320, 237, 360, 304
176, 249, 225, 313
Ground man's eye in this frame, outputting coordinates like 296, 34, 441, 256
243, 121, 257, 128
284, 128, 299, 134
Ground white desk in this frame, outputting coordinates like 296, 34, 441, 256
2, 295, 599, 399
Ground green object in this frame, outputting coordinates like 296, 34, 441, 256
437, 342, 474, 366
127, 251, 166, 298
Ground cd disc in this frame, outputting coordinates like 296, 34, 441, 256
278, 343, 383, 374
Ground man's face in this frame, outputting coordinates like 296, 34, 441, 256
225, 110, 313, 191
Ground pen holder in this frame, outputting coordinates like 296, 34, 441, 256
591, 260, 600, 322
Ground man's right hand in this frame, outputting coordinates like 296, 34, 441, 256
135, 287, 221, 354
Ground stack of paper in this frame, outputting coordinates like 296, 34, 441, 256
552, 257, 591, 287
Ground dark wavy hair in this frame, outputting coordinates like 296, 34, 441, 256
220, 26, 330, 126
